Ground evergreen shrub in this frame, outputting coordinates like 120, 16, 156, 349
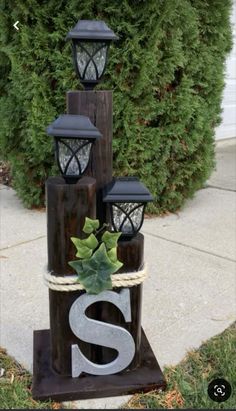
0, 0, 232, 211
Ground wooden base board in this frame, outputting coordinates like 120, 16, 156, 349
32, 329, 166, 402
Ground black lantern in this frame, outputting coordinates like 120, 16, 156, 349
47, 114, 101, 183
103, 177, 153, 238
66, 20, 118, 90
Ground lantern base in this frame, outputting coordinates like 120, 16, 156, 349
32, 328, 166, 402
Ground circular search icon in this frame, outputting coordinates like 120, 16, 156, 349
208, 378, 232, 402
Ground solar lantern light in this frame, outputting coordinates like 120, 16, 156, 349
103, 177, 153, 238
66, 20, 118, 90
47, 114, 101, 183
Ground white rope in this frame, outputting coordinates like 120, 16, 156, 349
44, 264, 147, 291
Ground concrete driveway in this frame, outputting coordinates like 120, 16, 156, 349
0, 138, 235, 409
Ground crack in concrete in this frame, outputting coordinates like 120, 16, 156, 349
143, 231, 236, 263
206, 184, 236, 192
0, 235, 46, 251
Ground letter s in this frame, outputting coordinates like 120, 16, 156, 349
69, 289, 135, 377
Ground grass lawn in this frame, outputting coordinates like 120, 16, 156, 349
0, 322, 235, 409
0, 347, 61, 409
125, 322, 236, 409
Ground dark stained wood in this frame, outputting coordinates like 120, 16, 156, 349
79, 234, 144, 370
49, 290, 87, 376
46, 176, 97, 375
46, 157, 144, 376
32, 328, 166, 402
96, 234, 144, 369
117, 233, 144, 273
66, 91, 113, 224
47, 181, 145, 375
118, 234, 144, 369
46, 176, 96, 275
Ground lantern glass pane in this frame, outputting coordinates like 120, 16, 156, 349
58, 138, 92, 175
76, 42, 108, 80
112, 203, 144, 234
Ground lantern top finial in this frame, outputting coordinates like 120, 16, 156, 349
103, 177, 153, 203
46, 114, 102, 139
66, 20, 118, 41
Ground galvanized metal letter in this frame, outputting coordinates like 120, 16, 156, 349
69, 289, 135, 377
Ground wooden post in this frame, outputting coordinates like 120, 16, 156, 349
46, 176, 97, 375
67, 91, 113, 224
117, 234, 144, 370
93, 234, 144, 370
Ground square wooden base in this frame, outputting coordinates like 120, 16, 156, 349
32, 329, 166, 402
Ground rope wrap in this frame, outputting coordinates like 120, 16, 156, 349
44, 264, 147, 291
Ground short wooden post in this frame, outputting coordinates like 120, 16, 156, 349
117, 234, 144, 369
79, 234, 144, 370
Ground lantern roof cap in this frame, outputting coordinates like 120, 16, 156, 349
66, 20, 118, 41
103, 177, 153, 203
46, 114, 102, 139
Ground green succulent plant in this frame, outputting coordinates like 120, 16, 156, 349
69, 217, 123, 294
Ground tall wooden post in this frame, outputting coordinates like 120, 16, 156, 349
67, 90, 144, 370
67, 91, 113, 224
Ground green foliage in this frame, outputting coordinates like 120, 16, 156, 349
69, 217, 123, 294
82, 217, 100, 234
0, 347, 58, 409
0, 0, 233, 211
101, 231, 121, 249
71, 233, 98, 258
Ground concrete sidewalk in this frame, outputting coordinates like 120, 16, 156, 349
0, 138, 236, 409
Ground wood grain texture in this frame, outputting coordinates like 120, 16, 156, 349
46, 176, 97, 375
48, 228, 144, 375
67, 90, 113, 223
32, 328, 166, 401
46, 176, 96, 276
46, 107, 144, 376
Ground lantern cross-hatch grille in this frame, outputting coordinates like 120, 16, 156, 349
56, 138, 92, 176
66, 20, 118, 89
103, 177, 153, 238
111, 203, 145, 236
75, 42, 108, 81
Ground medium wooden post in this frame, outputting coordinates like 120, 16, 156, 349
46, 176, 97, 375
67, 90, 113, 224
